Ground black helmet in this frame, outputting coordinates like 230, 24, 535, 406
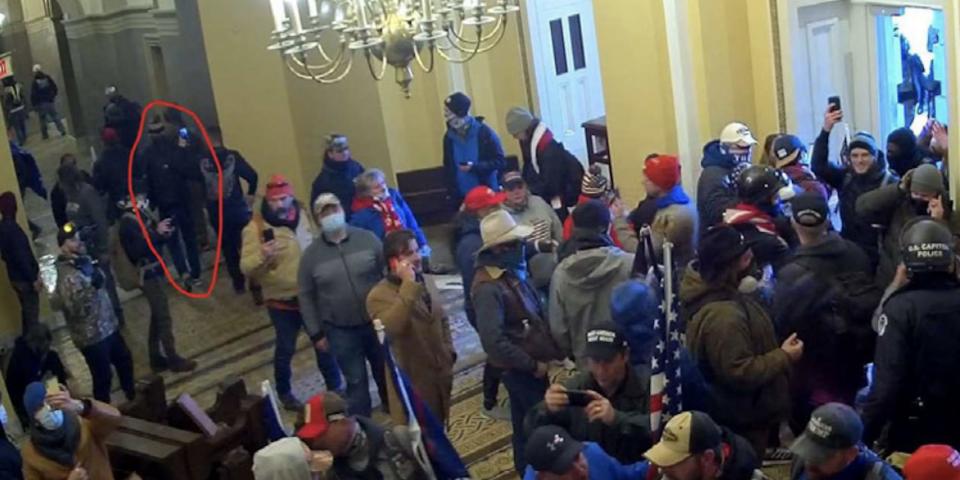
900, 217, 955, 273
736, 165, 785, 205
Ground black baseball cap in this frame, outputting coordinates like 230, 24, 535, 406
583, 324, 628, 361
525, 425, 583, 474
790, 403, 863, 465
791, 191, 829, 227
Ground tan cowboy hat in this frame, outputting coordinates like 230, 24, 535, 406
479, 210, 533, 253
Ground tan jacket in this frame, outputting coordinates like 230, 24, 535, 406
22, 401, 122, 480
240, 204, 315, 302
367, 276, 455, 424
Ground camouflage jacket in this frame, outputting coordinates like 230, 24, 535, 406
51, 255, 118, 348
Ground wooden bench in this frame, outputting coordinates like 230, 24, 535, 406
396, 156, 521, 227
108, 377, 265, 480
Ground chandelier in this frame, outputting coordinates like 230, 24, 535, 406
266, 0, 521, 97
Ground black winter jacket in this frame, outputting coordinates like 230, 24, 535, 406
697, 140, 742, 230
143, 138, 202, 210
30, 73, 58, 105
0, 217, 38, 283
811, 128, 898, 270
773, 233, 874, 407
310, 157, 364, 220
862, 275, 960, 451
93, 144, 142, 220
519, 122, 584, 210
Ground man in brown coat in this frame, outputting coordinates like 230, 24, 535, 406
20, 381, 122, 480
679, 225, 803, 458
367, 229, 456, 425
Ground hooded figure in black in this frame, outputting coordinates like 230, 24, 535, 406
886, 127, 935, 177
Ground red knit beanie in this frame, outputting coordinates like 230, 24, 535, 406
0, 191, 17, 218
265, 174, 294, 200
643, 154, 681, 191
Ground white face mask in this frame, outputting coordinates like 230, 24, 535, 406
321, 211, 346, 234
0, 405, 8, 426
35, 405, 64, 430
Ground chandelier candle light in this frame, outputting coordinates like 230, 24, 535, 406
267, 0, 520, 97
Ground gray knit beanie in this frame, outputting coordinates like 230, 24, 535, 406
506, 107, 535, 136
910, 164, 945, 195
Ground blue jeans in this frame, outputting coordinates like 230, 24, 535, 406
79, 332, 135, 403
8, 109, 26, 144
35, 102, 66, 137
267, 307, 342, 396
326, 324, 387, 417
501, 369, 548, 474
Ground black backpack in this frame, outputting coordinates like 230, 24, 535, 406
785, 258, 882, 363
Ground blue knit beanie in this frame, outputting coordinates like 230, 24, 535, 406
23, 381, 47, 416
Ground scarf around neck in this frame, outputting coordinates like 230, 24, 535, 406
29, 411, 81, 467
529, 122, 553, 174
352, 195, 403, 234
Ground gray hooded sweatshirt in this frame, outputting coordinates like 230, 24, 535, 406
548, 245, 634, 366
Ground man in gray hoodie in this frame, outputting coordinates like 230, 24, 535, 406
298, 195, 387, 417
550, 200, 634, 368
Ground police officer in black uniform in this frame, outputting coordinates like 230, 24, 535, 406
862, 217, 960, 452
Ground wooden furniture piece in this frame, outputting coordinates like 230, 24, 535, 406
109, 377, 266, 480
397, 167, 456, 226
582, 116, 612, 187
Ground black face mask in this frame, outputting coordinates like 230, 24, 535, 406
911, 198, 930, 216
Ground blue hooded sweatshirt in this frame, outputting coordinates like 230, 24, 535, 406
523, 442, 650, 480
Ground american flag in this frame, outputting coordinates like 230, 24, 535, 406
649, 245, 684, 435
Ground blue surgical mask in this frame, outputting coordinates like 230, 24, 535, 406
35, 405, 64, 430
0, 405, 7, 426
321, 211, 346, 234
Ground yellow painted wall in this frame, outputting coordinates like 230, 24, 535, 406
593, 0, 677, 204
284, 57, 393, 184
696, 0, 758, 141
196, 0, 310, 199
0, 110, 24, 338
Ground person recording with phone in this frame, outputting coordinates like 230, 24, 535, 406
117, 194, 197, 373
50, 223, 135, 404
241, 178, 344, 412
811, 96, 900, 272
528, 324, 652, 465
366, 229, 456, 425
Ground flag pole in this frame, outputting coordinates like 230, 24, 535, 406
662, 241, 674, 338
374, 319, 438, 480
